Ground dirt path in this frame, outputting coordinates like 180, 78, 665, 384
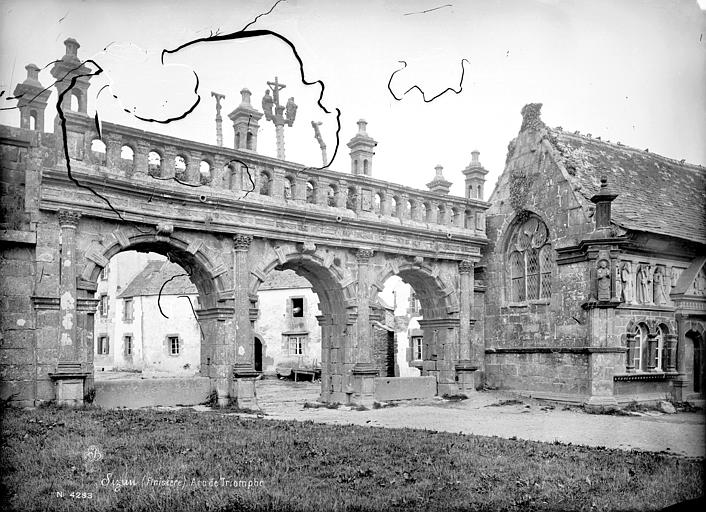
245, 379, 705, 458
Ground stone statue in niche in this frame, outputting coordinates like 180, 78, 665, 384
597, 259, 611, 301
636, 264, 653, 304
621, 262, 634, 303
614, 262, 622, 301
653, 266, 670, 305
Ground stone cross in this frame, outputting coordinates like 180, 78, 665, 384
262, 76, 297, 159
211, 92, 226, 147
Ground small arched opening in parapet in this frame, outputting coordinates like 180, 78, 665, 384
405, 200, 413, 219
464, 209, 473, 229
420, 203, 428, 222
390, 196, 399, 217
29, 110, 38, 131
224, 163, 238, 190
327, 184, 337, 207
437, 204, 445, 224
90, 139, 106, 165
377, 264, 455, 379
451, 207, 460, 227
148, 150, 162, 176
259, 170, 272, 196
373, 192, 382, 214
363, 159, 369, 176
251, 251, 351, 402
306, 181, 316, 203
84, 236, 227, 404
119, 145, 135, 173
70, 91, 81, 112
284, 176, 295, 200
346, 186, 357, 210
246, 131, 254, 150
174, 155, 187, 178
199, 161, 212, 184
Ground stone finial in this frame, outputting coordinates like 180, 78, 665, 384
24, 64, 41, 84
348, 119, 377, 176
240, 89, 253, 106
426, 164, 452, 194
357, 119, 368, 134
590, 176, 618, 232
64, 38, 80, 59
470, 150, 480, 166
520, 103, 544, 132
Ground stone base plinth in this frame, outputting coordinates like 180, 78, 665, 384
232, 364, 260, 409
455, 362, 478, 394
49, 374, 88, 406
350, 363, 379, 406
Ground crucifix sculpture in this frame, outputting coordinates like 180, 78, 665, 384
211, 91, 225, 147
262, 76, 297, 159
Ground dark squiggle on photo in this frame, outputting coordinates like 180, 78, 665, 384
388, 58, 469, 103
403, 4, 452, 16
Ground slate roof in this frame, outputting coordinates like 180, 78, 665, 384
259, 269, 312, 290
547, 129, 706, 245
119, 261, 197, 298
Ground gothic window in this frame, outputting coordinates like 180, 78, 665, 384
507, 216, 552, 303
633, 324, 648, 371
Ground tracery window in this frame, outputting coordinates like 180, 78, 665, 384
507, 216, 553, 302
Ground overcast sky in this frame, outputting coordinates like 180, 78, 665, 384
1, 0, 704, 197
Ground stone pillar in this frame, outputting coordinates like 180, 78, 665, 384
50, 209, 89, 405
625, 331, 636, 372
646, 332, 658, 371
104, 133, 122, 171
232, 234, 258, 408
351, 249, 378, 405
672, 314, 688, 401
196, 307, 235, 407
665, 333, 678, 373
456, 259, 477, 393
134, 140, 150, 177
162, 146, 177, 179
336, 182, 348, 208
187, 151, 202, 184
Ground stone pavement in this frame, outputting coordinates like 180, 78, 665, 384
240, 378, 705, 458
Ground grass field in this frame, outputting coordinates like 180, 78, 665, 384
0, 406, 703, 511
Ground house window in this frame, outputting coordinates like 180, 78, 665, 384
291, 297, 304, 318
168, 336, 180, 356
99, 295, 109, 317
123, 298, 134, 321
288, 335, 305, 355
408, 292, 421, 316
412, 336, 423, 360
507, 215, 553, 303
97, 335, 109, 355
123, 335, 133, 356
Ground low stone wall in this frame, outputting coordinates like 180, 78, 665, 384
373, 376, 436, 401
93, 377, 211, 408
485, 351, 590, 396
614, 375, 673, 403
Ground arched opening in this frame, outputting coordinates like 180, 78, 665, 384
353, 160, 359, 174
377, 267, 451, 380
259, 171, 271, 196
684, 330, 704, 394
254, 335, 264, 372
464, 209, 473, 229
390, 196, 399, 217
235, 132, 241, 149
199, 161, 212, 184
406, 200, 413, 219
120, 145, 134, 161
437, 205, 445, 224
363, 159, 369, 175
90, 139, 106, 165
252, 254, 351, 404
70, 91, 80, 112
246, 131, 254, 150
373, 193, 382, 214
477, 185, 482, 200
225, 163, 237, 190
420, 203, 428, 222
306, 181, 315, 203
346, 186, 357, 211
284, 176, 295, 200
327, 184, 337, 207
92, 250, 205, 383
174, 155, 187, 178
147, 151, 162, 176
29, 111, 37, 131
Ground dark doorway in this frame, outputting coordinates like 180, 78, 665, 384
254, 337, 263, 372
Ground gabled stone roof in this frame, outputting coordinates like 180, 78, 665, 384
119, 261, 197, 298
547, 128, 706, 245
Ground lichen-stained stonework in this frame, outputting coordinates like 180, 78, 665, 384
483, 103, 706, 405
0, 40, 489, 407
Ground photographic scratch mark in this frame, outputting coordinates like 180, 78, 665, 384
58, 11, 69, 23
157, 272, 189, 319
160, 4, 342, 170
387, 58, 469, 103
242, 0, 286, 31
178, 295, 206, 336
403, 4, 452, 16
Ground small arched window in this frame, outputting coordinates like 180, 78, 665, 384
420, 203, 428, 221
507, 215, 552, 302
120, 145, 134, 161
199, 161, 212, 184
477, 185, 482, 200
91, 139, 106, 165
148, 151, 162, 175
246, 132, 254, 150
29, 111, 38, 131
235, 133, 241, 149
70, 91, 80, 111
306, 181, 315, 203
175, 155, 187, 177
363, 159, 369, 175
373, 193, 382, 214
390, 196, 399, 217
437, 205, 445, 224
633, 323, 649, 371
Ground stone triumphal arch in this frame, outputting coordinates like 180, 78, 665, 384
1, 39, 489, 406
